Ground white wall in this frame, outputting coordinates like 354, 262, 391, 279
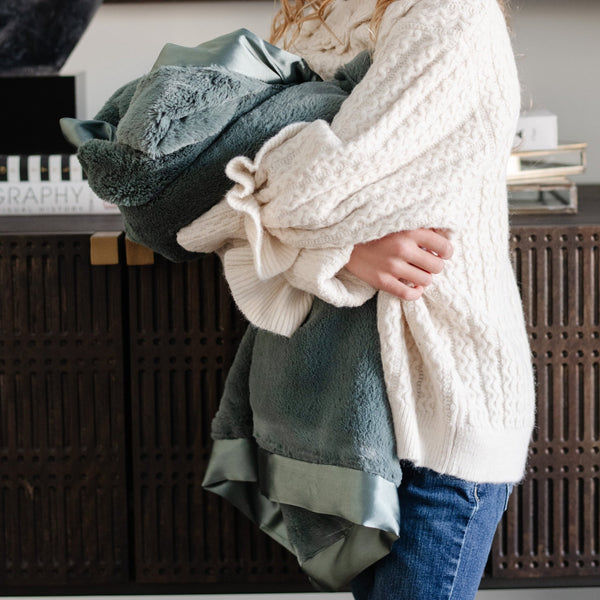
62, 0, 600, 183
511, 0, 600, 183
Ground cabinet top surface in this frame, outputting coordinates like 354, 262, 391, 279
0, 186, 598, 235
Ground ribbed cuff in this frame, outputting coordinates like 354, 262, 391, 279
176, 200, 245, 253
284, 246, 377, 306
222, 245, 314, 337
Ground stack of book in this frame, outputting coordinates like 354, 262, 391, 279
0, 72, 120, 216
0, 154, 119, 215
507, 142, 587, 215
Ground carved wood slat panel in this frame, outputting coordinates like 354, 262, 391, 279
1, 220, 600, 591
127, 254, 306, 584
0, 234, 129, 586
491, 227, 600, 580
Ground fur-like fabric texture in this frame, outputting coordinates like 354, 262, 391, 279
116, 65, 276, 159
0, 0, 102, 74
65, 47, 370, 262
211, 295, 402, 587
214, 296, 400, 480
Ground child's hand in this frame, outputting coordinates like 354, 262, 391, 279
344, 229, 453, 300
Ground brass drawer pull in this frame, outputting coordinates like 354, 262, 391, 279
90, 231, 122, 265
125, 236, 154, 265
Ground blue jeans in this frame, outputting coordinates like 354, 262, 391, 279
351, 461, 513, 600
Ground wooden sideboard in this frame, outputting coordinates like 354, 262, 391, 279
1, 187, 599, 594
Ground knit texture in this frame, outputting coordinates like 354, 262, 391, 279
177, 0, 536, 483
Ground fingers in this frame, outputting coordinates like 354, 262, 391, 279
385, 230, 450, 277
382, 230, 453, 299
379, 276, 424, 301
344, 228, 454, 302
409, 228, 454, 259
389, 261, 433, 287
400, 245, 445, 275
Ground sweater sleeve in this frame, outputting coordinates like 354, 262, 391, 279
177, 1, 492, 335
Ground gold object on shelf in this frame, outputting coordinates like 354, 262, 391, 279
507, 142, 587, 183
508, 177, 578, 215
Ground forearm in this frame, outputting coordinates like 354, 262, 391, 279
177, 2, 486, 333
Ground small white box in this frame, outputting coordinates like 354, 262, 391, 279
514, 109, 558, 151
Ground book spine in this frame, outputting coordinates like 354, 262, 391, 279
0, 154, 120, 215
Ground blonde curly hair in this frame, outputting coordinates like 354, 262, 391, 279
270, 0, 509, 47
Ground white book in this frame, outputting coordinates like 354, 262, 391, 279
0, 154, 120, 215
6, 156, 19, 183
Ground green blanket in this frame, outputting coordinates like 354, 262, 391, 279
61, 28, 366, 262
61, 29, 401, 590
210, 296, 402, 590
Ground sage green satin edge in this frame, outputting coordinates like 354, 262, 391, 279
202, 438, 400, 590
153, 28, 319, 84
303, 523, 398, 591
201, 437, 293, 553
256, 447, 400, 532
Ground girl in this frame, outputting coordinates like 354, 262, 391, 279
272, 1, 535, 597
181, 0, 536, 597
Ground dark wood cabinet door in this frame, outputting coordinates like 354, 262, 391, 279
126, 254, 307, 585
490, 225, 600, 584
0, 233, 129, 587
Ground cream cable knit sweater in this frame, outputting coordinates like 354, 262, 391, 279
178, 0, 536, 483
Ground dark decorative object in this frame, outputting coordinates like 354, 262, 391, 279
1, 74, 83, 154
0, 0, 103, 74
0, 0, 101, 153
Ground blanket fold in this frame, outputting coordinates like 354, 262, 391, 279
205, 297, 402, 590
61, 29, 402, 591
60, 29, 367, 262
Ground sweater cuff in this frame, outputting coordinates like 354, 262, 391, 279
176, 200, 245, 254
222, 245, 314, 337
284, 246, 377, 307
